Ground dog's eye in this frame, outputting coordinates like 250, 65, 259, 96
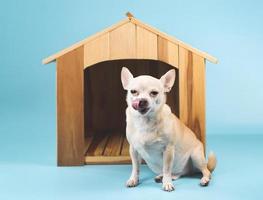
150, 91, 159, 97
130, 90, 138, 95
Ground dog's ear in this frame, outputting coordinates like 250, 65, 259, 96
121, 67, 133, 90
160, 69, 176, 92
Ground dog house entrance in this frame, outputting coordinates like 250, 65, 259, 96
84, 59, 179, 164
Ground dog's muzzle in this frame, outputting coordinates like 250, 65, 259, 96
132, 99, 149, 114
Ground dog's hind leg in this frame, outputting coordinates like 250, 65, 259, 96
154, 174, 163, 183
154, 174, 180, 183
191, 144, 211, 186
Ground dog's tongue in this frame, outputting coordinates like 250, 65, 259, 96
132, 99, 140, 110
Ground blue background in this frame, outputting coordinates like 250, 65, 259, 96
1, 0, 263, 199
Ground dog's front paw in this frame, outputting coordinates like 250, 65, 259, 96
162, 182, 175, 192
126, 178, 139, 187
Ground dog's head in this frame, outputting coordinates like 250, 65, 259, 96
121, 67, 176, 116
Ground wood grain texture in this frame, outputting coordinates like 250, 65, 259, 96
121, 138, 130, 156
85, 132, 130, 164
136, 25, 157, 59
43, 17, 218, 65
84, 61, 127, 136
179, 47, 191, 125
131, 18, 218, 63
109, 22, 136, 60
85, 156, 131, 164
179, 46, 206, 149
57, 46, 84, 166
84, 33, 109, 67
84, 136, 93, 155
93, 135, 109, 156
104, 133, 123, 156
43, 18, 129, 64
86, 132, 123, 156
86, 134, 109, 156
158, 36, 179, 68
192, 53, 206, 148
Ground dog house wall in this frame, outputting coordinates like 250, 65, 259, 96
43, 16, 217, 166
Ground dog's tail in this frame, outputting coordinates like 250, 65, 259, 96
207, 152, 217, 173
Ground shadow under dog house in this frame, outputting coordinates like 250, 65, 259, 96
43, 13, 218, 166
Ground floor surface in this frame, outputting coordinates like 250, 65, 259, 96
1, 132, 262, 200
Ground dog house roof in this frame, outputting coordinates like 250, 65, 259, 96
42, 13, 218, 65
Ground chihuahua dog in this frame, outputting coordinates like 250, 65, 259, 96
121, 67, 216, 192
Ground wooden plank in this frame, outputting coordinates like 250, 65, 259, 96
84, 136, 94, 155
94, 135, 109, 156
157, 36, 179, 68
43, 17, 218, 65
86, 134, 109, 156
57, 46, 84, 166
179, 47, 191, 125
85, 156, 131, 164
192, 53, 206, 147
84, 33, 109, 68
109, 22, 136, 59
104, 133, 123, 156
121, 137, 130, 156
131, 18, 218, 64
136, 25, 157, 59
179, 46, 206, 150
84, 61, 127, 134
42, 18, 130, 64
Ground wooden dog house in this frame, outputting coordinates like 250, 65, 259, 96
43, 13, 218, 166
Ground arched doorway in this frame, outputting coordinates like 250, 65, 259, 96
84, 59, 179, 163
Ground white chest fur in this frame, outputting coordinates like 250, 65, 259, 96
129, 130, 168, 174
127, 112, 168, 150
126, 113, 171, 174
130, 130, 167, 151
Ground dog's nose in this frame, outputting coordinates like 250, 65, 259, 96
139, 99, 148, 109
